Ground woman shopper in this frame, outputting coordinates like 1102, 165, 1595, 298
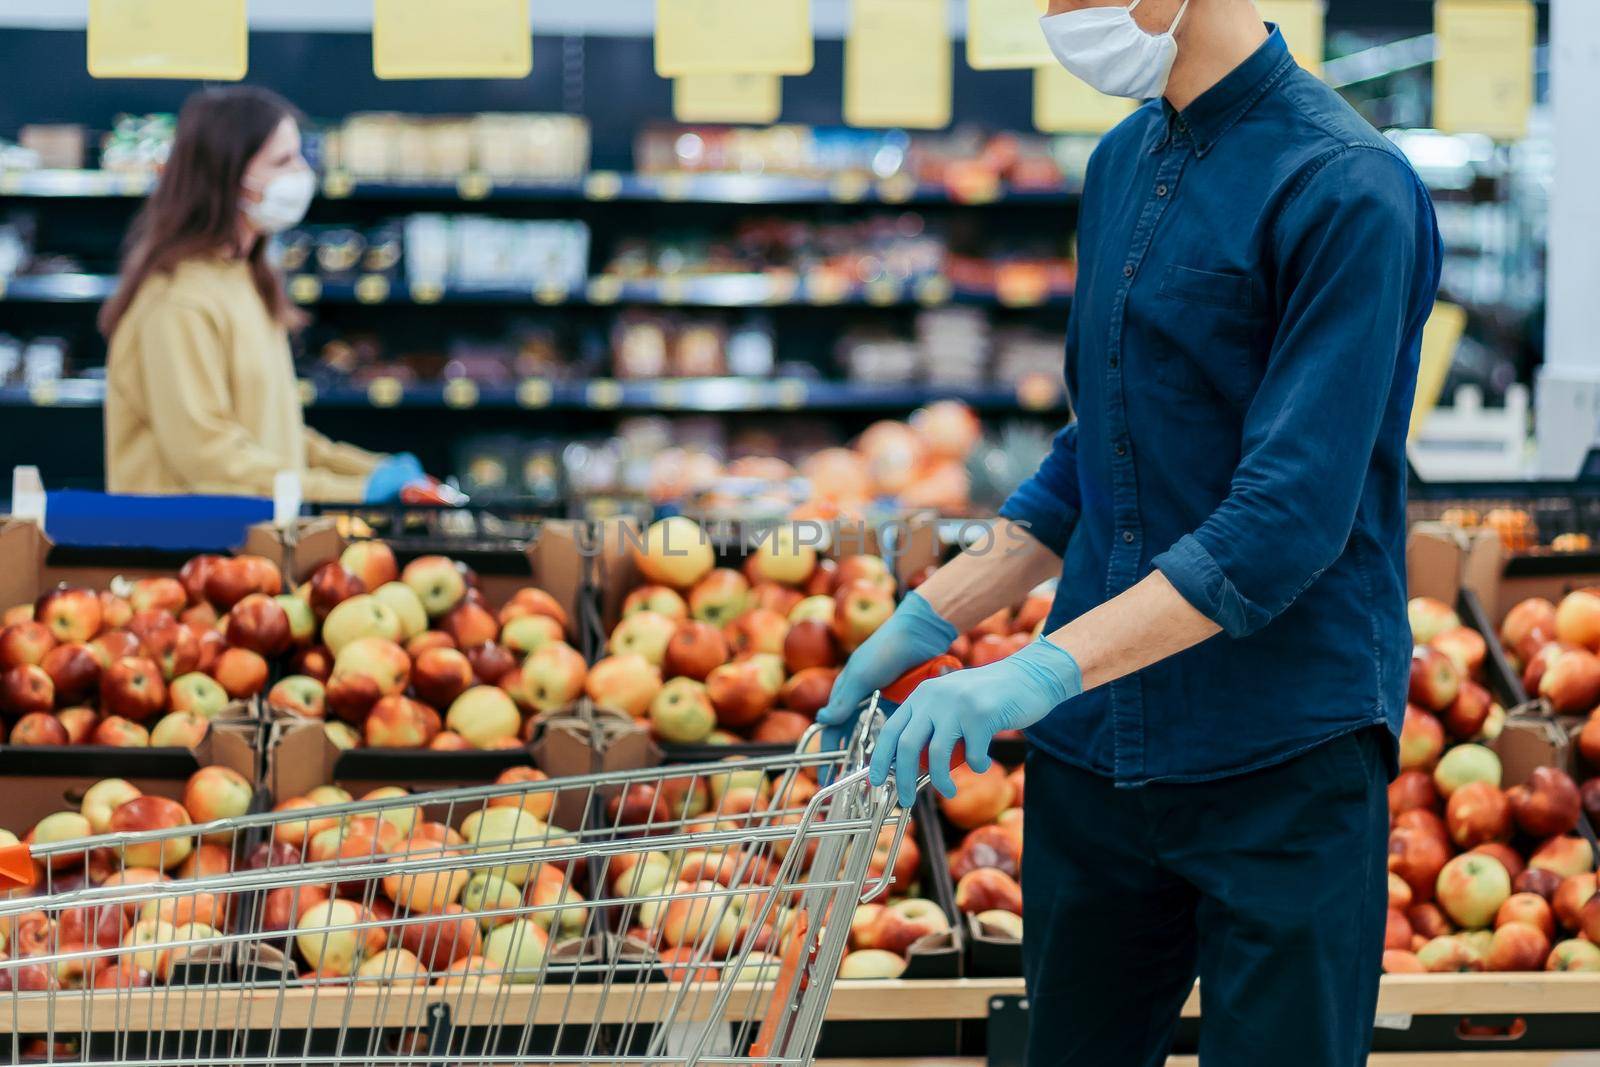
101, 86, 422, 502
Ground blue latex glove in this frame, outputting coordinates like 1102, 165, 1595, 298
870, 638, 1082, 808
363, 453, 425, 504
816, 591, 957, 752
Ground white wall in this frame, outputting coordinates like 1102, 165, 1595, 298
0, 0, 975, 37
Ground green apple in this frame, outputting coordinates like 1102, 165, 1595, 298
372, 582, 427, 641
322, 595, 401, 655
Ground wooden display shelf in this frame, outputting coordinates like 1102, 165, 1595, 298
8, 975, 1599, 1032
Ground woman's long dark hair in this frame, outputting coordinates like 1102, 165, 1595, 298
99, 86, 305, 338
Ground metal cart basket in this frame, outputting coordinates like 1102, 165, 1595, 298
0, 712, 911, 1067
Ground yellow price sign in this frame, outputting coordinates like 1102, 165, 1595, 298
1034, 63, 1137, 134
322, 170, 354, 199
1409, 302, 1468, 442
410, 281, 444, 304
373, 0, 531, 79
967, 0, 1052, 71
1257, 0, 1325, 77
656, 0, 814, 76
673, 74, 784, 124
845, 0, 952, 130
1434, 0, 1535, 140
88, 0, 247, 80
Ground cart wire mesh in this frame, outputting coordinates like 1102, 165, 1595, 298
0, 711, 912, 1067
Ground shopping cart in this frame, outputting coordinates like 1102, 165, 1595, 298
0, 706, 915, 1067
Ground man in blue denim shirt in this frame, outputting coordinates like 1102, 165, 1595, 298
820, 1, 1441, 1062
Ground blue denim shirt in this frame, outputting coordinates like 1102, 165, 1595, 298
1001, 29, 1441, 786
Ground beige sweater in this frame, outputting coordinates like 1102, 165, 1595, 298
104, 258, 382, 501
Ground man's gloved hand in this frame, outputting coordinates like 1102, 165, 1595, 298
363, 452, 425, 504
816, 591, 958, 752
869, 638, 1082, 808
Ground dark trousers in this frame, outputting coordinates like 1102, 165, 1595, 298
1021, 727, 1390, 1067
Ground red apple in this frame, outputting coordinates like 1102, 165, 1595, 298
183, 765, 253, 824
1443, 680, 1493, 739
1432, 626, 1487, 679
34, 587, 103, 644
1409, 596, 1460, 644
9, 711, 68, 745
194, 628, 226, 675
723, 609, 789, 659
779, 666, 837, 716
99, 591, 134, 630
443, 600, 499, 651
179, 554, 222, 605
412, 647, 475, 710
94, 656, 165, 721
1514, 867, 1563, 901
1529, 836, 1596, 880
1501, 598, 1557, 654
1540, 648, 1600, 713
1556, 590, 1600, 651
129, 577, 187, 616
1445, 781, 1511, 847
1496, 892, 1555, 938
620, 584, 688, 626
965, 633, 1017, 668
1552, 873, 1597, 931
0, 620, 57, 669
181, 601, 219, 632
1388, 826, 1451, 903
834, 555, 894, 596
2, 663, 55, 717
499, 586, 569, 629
752, 709, 811, 745
308, 562, 366, 619
401, 555, 468, 617
138, 622, 200, 681
225, 594, 292, 657
466, 641, 516, 686
1507, 767, 1582, 838
1436, 853, 1512, 929
704, 659, 776, 729
93, 715, 150, 747
210, 648, 268, 701
949, 824, 1022, 881
663, 621, 730, 681
1409, 647, 1460, 713
292, 645, 334, 683
364, 695, 442, 748
56, 706, 98, 743
584, 654, 662, 719
868, 898, 949, 955
1388, 769, 1440, 815
340, 541, 399, 592
938, 764, 1015, 830
40, 642, 101, 706
1384, 907, 1413, 950
782, 619, 839, 674
1487, 921, 1550, 972
511, 641, 588, 714
955, 868, 1023, 916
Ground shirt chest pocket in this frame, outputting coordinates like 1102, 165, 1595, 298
1145, 264, 1268, 409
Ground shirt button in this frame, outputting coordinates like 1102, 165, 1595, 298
1156, 184, 1169, 197
1122, 265, 1134, 278
1108, 356, 1119, 368
1122, 530, 1135, 544
1115, 442, 1128, 456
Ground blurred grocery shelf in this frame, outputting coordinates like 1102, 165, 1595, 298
0, 168, 1084, 206
0, 376, 1069, 415
0, 271, 1073, 311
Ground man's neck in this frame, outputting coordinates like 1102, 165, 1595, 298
1163, 2, 1270, 112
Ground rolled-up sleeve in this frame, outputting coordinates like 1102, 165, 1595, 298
1000, 422, 1081, 558
1153, 147, 1439, 638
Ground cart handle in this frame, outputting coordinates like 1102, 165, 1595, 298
0, 842, 35, 890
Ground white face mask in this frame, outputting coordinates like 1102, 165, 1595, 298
1040, 0, 1191, 101
242, 168, 315, 234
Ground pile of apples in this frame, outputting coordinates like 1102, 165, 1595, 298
1406, 597, 1505, 745
601, 758, 949, 981
927, 761, 1026, 943
1496, 588, 1600, 859
0, 766, 257, 991
1387, 724, 1598, 972
255, 766, 599, 986
262, 543, 583, 751
590, 517, 897, 746
0, 560, 296, 750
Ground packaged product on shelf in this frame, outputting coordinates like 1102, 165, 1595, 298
18, 124, 85, 170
